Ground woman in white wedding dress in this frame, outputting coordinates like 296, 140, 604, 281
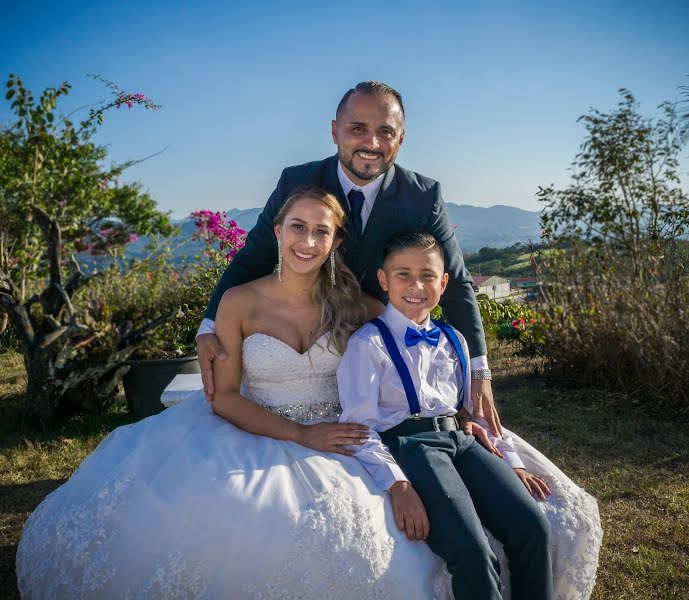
16, 187, 601, 600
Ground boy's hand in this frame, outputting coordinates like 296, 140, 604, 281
513, 468, 551, 501
458, 417, 504, 459
389, 481, 430, 541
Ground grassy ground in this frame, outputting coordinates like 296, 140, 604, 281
1, 346, 688, 599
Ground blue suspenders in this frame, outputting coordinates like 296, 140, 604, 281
369, 318, 469, 416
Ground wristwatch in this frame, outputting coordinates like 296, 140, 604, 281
471, 368, 492, 381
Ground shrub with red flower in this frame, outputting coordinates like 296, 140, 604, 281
511, 318, 526, 330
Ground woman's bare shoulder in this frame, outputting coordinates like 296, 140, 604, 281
218, 276, 276, 317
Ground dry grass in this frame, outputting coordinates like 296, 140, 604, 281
536, 243, 689, 417
492, 343, 689, 599
1, 345, 688, 599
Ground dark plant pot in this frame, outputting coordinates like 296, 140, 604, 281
123, 356, 201, 419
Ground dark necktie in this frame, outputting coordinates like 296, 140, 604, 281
405, 326, 441, 347
347, 188, 365, 235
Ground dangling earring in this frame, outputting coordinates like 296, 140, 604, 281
330, 251, 336, 287
277, 239, 283, 283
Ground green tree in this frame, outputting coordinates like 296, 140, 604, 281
539, 90, 689, 276
0, 74, 174, 429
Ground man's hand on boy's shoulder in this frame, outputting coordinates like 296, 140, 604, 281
389, 481, 430, 541
471, 379, 503, 437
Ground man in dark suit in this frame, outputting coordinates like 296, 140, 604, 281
196, 81, 502, 435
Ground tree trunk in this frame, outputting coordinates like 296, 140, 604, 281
22, 346, 136, 430
23, 354, 64, 431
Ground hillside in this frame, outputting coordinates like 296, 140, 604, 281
464, 244, 550, 278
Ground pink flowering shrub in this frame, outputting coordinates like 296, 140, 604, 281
191, 210, 246, 260
115, 92, 159, 111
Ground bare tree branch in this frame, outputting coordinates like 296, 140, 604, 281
64, 254, 88, 295
0, 291, 35, 347
120, 308, 180, 347
31, 206, 62, 289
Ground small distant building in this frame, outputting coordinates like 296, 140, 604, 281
471, 275, 511, 300
510, 277, 539, 301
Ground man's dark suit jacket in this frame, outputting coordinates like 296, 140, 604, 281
204, 155, 487, 357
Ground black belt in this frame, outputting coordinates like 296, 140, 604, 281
381, 415, 459, 437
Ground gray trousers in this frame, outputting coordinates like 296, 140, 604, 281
380, 429, 553, 600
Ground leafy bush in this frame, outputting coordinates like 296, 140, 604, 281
477, 296, 543, 355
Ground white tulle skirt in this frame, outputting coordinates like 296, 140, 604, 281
16, 395, 601, 599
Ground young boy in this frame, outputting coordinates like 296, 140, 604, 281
337, 232, 552, 600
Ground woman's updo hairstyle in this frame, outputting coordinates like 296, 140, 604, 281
273, 186, 366, 354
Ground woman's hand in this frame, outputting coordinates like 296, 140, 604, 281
296, 422, 370, 456
458, 417, 504, 459
513, 468, 551, 501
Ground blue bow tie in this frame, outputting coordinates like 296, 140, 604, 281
404, 326, 441, 347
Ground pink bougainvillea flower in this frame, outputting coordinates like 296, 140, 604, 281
191, 209, 246, 262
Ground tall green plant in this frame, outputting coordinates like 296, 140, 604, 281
537, 90, 689, 414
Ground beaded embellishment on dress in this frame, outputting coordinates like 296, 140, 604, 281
242, 333, 342, 424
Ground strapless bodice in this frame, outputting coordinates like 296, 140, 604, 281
241, 332, 342, 424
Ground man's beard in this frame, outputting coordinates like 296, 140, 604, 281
339, 149, 392, 181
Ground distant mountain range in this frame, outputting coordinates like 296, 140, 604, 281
443, 204, 542, 252
122, 202, 542, 264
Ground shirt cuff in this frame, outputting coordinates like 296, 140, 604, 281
501, 448, 525, 470
470, 355, 489, 370
382, 463, 410, 491
196, 318, 216, 339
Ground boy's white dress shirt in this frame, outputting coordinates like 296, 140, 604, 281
337, 303, 524, 492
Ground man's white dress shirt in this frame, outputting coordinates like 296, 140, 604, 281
337, 303, 523, 492
197, 161, 490, 369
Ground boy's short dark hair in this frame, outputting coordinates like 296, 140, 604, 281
381, 231, 445, 266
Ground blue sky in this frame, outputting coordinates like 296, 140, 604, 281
2, 0, 688, 217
